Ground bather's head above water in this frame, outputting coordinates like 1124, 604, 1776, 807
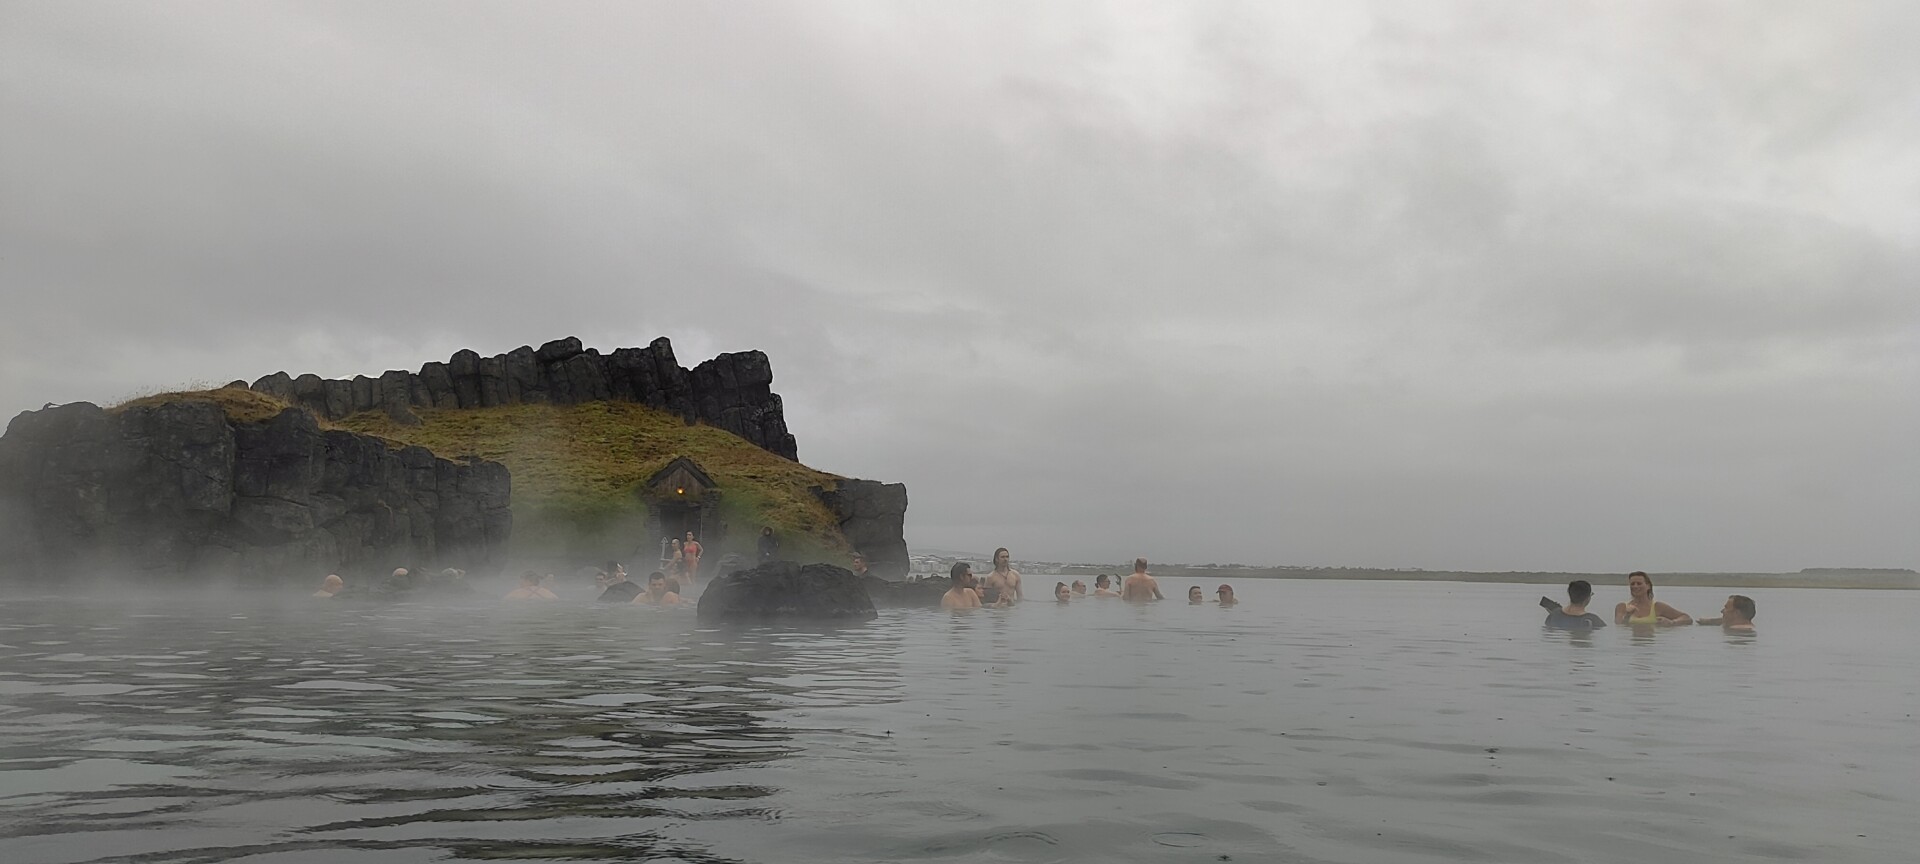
1627, 571, 1653, 600
1055, 582, 1071, 602
1188, 586, 1204, 604
1216, 584, 1237, 606
313, 574, 343, 598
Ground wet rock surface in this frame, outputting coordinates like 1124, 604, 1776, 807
862, 574, 950, 609
696, 561, 877, 623
813, 480, 910, 578
0, 402, 511, 584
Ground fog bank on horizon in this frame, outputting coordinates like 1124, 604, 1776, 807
2, 2, 1916, 574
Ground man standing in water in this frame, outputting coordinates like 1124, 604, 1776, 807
982, 547, 1023, 604
941, 562, 983, 610
1121, 558, 1163, 602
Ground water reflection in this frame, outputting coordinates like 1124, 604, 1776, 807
1, 583, 1913, 864
0, 598, 900, 864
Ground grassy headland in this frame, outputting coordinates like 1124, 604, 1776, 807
110, 389, 854, 568
335, 401, 850, 566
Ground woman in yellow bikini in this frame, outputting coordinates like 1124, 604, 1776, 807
1613, 571, 1692, 626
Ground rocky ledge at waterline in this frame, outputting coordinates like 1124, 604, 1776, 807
0, 400, 511, 584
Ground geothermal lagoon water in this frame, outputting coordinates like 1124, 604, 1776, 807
1, 580, 1915, 863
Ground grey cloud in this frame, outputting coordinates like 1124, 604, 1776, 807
3, 1, 1915, 571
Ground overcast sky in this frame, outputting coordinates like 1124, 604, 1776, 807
3, 2, 1916, 572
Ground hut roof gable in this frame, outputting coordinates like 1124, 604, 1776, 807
645, 456, 717, 492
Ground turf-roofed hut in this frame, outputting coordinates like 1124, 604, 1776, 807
642, 456, 721, 553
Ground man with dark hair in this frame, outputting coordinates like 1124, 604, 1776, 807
941, 562, 983, 610
1542, 580, 1607, 629
1697, 595, 1757, 631
1091, 574, 1119, 598
633, 571, 681, 606
596, 564, 641, 603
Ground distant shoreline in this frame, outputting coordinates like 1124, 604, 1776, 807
1037, 565, 1920, 590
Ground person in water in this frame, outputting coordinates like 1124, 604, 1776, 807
665, 539, 685, 580
1614, 571, 1691, 626
1187, 585, 1205, 605
313, 574, 344, 599
1121, 558, 1164, 602
983, 547, 1023, 604
597, 565, 642, 603
1071, 580, 1087, 596
941, 562, 983, 610
1054, 582, 1072, 603
1542, 579, 1606, 629
1092, 574, 1120, 598
682, 531, 703, 585
634, 572, 681, 606
1696, 595, 1757, 631
505, 571, 558, 600
1216, 584, 1237, 607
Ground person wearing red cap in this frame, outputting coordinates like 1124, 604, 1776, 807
1216, 584, 1237, 607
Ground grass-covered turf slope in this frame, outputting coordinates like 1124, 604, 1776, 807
110, 389, 853, 567
334, 401, 851, 566
113, 387, 317, 425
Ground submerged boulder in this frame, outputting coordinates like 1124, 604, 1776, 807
696, 561, 876, 624
862, 574, 950, 609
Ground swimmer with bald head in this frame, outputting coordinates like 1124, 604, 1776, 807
313, 575, 343, 599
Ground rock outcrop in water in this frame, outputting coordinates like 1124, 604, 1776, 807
0, 401, 511, 584
861, 574, 951, 609
246, 336, 799, 460
696, 561, 877, 623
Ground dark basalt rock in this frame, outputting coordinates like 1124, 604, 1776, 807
862, 574, 950, 609
813, 480, 910, 578
696, 561, 877, 624
0, 401, 511, 585
238, 336, 802, 460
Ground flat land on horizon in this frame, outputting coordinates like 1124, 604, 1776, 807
1047, 564, 1918, 590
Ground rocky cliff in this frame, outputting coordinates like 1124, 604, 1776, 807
0, 399, 511, 584
812, 480, 910, 578
243, 336, 799, 460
